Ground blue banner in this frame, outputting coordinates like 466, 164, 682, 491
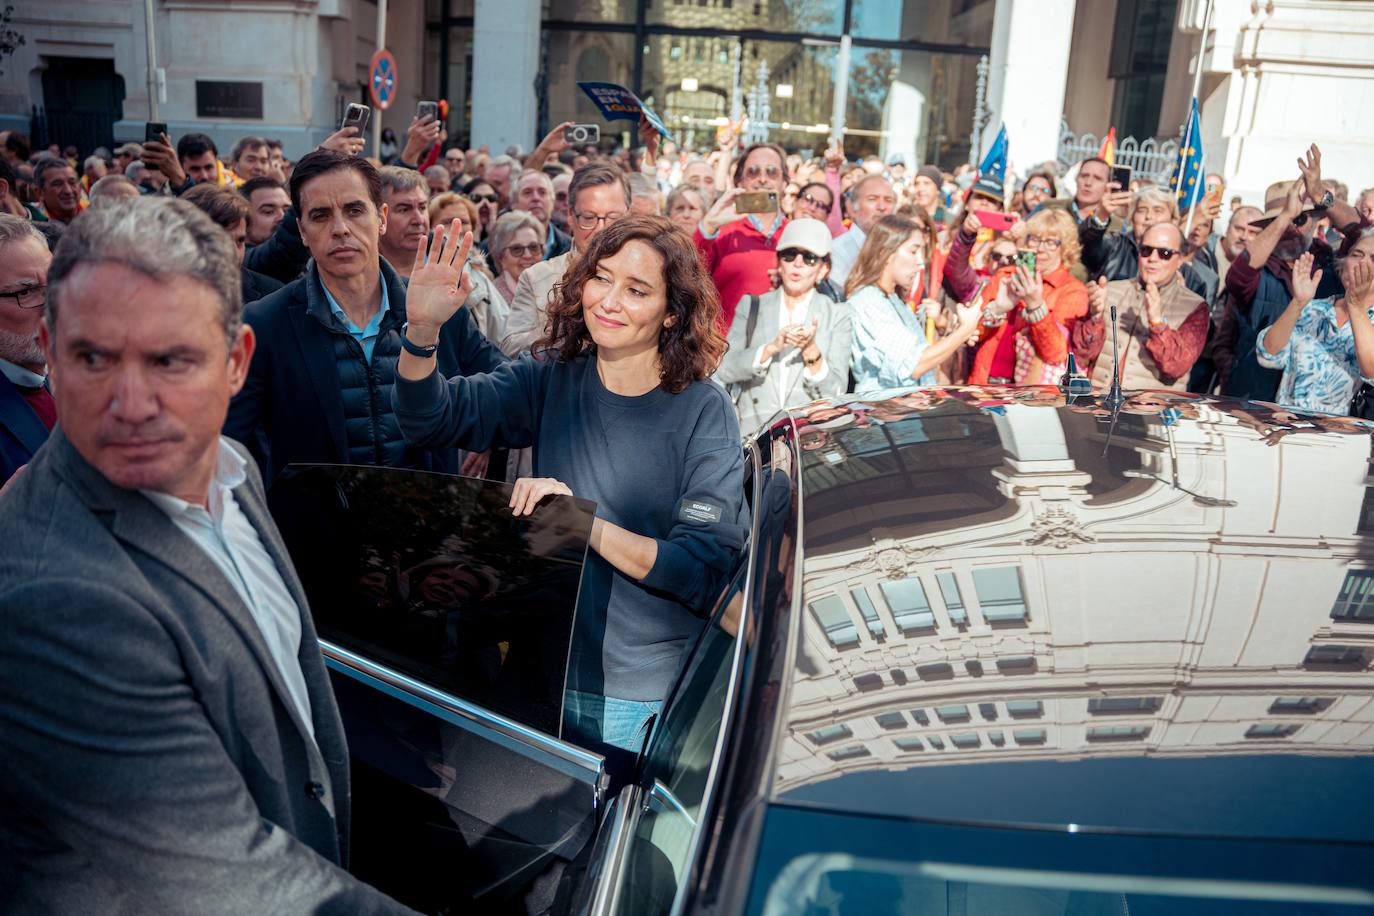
577, 82, 674, 141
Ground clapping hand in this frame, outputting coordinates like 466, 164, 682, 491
1291, 251, 1323, 305
1088, 276, 1109, 319
1143, 280, 1164, 325
1345, 258, 1374, 305
406, 224, 476, 335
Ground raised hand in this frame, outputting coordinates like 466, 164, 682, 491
701, 186, 748, 235
1291, 251, 1323, 304
140, 133, 187, 185
401, 114, 441, 165
1089, 276, 1109, 319
1143, 280, 1164, 325
319, 126, 366, 158
406, 224, 475, 335
1098, 186, 1133, 220
1297, 143, 1324, 202
1346, 258, 1374, 304
1281, 175, 1308, 222
637, 116, 661, 167
509, 477, 573, 516
953, 301, 983, 328
824, 140, 845, 172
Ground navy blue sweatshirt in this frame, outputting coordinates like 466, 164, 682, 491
393, 354, 747, 702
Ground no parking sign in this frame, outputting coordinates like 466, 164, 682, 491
369, 50, 398, 110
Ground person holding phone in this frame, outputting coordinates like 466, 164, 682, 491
969, 208, 1089, 385
846, 214, 983, 394
715, 219, 852, 432
393, 215, 746, 755
695, 142, 791, 330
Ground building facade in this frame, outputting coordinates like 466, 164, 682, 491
2, 0, 1372, 202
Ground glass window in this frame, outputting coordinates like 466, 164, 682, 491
880, 578, 935, 632
827, 744, 871, 762
616, 561, 748, 912
541, 32, 639, 141
875, 711, 907, 730
894, 736, 924, 752
806, 723, 854, 746
973, 567, 1029, 623
1086, 725, 1150, 742
934, 704, 970, 723
1088, 696, 1163, 715
977, 702, 998, 721
996, 655, 1038, 674
949, 732, 980, 749
853, 672, 884, 691
268, 465, 595, 736
841, 49, 982, 166
851, 587, 886, 638
1005, 700, 1043, 719
1269, 696, 1333, 714
1012, 728, 1046, 745
936, 571, 967, 625
927, 735, 946, 749
1332, 570, 1374, 621
647, 0, 842, 33
1246, 723, 1300, 739
911, 708, 930, 725
1304, 645, 1370, 669
987, 730, 1005, 746
808, 595, 859, 648
545, 0, 637, 23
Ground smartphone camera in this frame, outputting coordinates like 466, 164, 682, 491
1017, 249, 1037, 274
564, 124, 600, 145
417, 101, 439, 121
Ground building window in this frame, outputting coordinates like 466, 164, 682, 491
805, 723, 853, 746
1269, 697, 1333, 714
827, 744, 871, 762
988, 730, 1006, 746
1304, 645, 1370, 669
973, 567, 1028, 624
1246, 723, 1300, 739
1086, 725, 1150, 742
950, 732, 981, 749
894, 736, 924, 752
978, 702, 998, 721
669, 44, 682, 60
1107, 0, 1178, 140
911, 708, 930, 726
997, 655, 1038, 675
1012, 728, 1047, 745
928, 735, 946, 749
1088, 696, 1163, 715
853, 672, 884, 692
851, 587, 886, 639
936, 571, 967, 625
1332, 570, 1374, 621
935, 704, 970, 723
875, 711, 907, 730
1006, 699, 1043, 719
808, 595, 858, 649
880, 578, 935, 632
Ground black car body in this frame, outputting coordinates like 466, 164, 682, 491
271, 386, 1374, 915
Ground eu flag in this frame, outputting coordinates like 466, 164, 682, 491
1169, 98, 1205, 213
979, 124, 1008, 186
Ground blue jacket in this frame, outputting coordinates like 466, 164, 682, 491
0, 373, 50, 485
224, 259, 507, 486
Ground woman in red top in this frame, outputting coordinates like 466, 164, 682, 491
969, 207, 1089, 385
695, 142, 790, 330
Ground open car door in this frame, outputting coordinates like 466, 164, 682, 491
270, 465, 608, 915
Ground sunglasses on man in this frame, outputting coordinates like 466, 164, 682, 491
778, 248, 824, 267
1139, 244, 1179, 261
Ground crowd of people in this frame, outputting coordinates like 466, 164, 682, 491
2, 106, 1374, 912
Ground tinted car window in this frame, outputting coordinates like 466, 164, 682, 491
269, 465, 596, 735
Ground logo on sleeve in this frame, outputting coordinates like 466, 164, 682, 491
679, 499, 723, 524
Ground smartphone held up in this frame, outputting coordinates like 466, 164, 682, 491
735, 190, 779, 214
341, 103, 371, 136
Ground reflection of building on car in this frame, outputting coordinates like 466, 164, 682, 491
271, 386, 1374, 915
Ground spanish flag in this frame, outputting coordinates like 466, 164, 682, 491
1098, 128, 1116, 166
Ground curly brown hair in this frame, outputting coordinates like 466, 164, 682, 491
536, 214, 726, 393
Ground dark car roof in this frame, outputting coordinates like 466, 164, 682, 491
769, 386, 1374, 844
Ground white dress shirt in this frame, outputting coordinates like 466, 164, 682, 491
829, 225, 867, 289
752, 291, 827, 406
0, 356, 46, 388
142, 437, 315, 739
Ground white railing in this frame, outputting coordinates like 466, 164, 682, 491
1056, 118, 1180, 181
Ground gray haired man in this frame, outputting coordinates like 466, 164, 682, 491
0, 197, 419, 914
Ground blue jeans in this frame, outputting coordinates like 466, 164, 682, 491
564, 689, 661, 753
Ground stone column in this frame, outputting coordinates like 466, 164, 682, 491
471, 0, 541, 153
981, 0, 1077, 174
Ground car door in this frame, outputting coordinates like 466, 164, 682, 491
572, 437, 780, 916
269, 464, 608, 916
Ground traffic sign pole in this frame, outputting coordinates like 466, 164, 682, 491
373, 0, 388, 158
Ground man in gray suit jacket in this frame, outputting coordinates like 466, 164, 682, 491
715, 218, 853, 434
0, 199, 417, 914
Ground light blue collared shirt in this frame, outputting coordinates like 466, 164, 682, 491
320, 279, 391, 363
141, 438, 316, 739
849, 284, 934, 394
